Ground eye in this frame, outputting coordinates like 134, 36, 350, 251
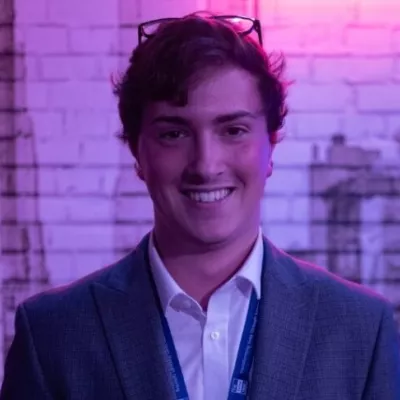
159, 130, 187, 140
225, 126, 248, 137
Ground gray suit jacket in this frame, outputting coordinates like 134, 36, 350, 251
1, 234, 400, 399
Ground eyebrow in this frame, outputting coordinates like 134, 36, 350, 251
151, 111, 260, 126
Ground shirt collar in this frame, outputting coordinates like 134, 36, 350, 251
148, 233, 184, 312
148, 229, 264, 312
235, 228, 264, 300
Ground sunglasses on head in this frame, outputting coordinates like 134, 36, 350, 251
137, 15, 263, 45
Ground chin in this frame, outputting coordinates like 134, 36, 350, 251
186, 222, 238, 246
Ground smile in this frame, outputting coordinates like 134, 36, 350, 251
183, 188, 234, 203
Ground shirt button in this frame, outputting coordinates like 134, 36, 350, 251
210, 331, 220, 340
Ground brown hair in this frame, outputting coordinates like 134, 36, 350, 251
114, 12, 289, 156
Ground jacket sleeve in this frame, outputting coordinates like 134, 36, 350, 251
362, 303, 400, 399
0, 304, 53, 400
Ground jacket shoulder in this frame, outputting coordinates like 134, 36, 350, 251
288, 253, 393, 316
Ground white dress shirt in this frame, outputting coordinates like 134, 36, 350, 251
148, 230, 264, 400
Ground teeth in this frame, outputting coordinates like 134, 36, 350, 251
187, 189, 231, 203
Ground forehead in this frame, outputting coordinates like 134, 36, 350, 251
145, 66, 263, 121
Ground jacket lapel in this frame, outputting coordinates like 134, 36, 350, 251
250, 238, 320, 400
91, 235, 174, 400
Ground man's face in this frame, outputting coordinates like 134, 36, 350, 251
137, 66, 274, 246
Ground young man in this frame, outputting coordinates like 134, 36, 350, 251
1, 13, 399, 400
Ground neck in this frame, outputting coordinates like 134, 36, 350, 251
153, 225, 260, 310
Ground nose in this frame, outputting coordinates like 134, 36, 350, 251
186, 132, 225, 181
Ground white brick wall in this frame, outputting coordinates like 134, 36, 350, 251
1, 0, 400, 382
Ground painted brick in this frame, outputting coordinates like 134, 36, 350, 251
286, 56, 311, 82
114, 226, 143, 251
119, 0, 140, 25
98, 56, 122, 81
115, 195, 154, 222
108, 114, 123, 139
266, 166, 310, 195
345, 27, 392, 55
14, 82, 48, 109
17, 56, 41, 81
288, 83, 352, 112
14, 167, 39, 195
25, 112, 65, 138
293, 112, 343, 139
54, 168, 105, 195
79, 138, 120, 165
118, 27, 139, 56
11, 137, 38, 166
263, 222, 310, 250
280, 114, 297, 139
357, 0, 400, 26
47, 0, 119, 26
308, 197, 328, 222
45, 254, 75, 283
114, 224, 153, 251
64, 197, 114, 222
262, 26, 303, 54
0, 139, 17, 166
43, 224, 115, 251
65, 110, 110, 138
387, 116, 400, 139
38, 197, 114, 222
119, 145, 137, 167
13, 0, 47, 24
394, 57, 400, 81
394, 30, 400, 53
273, 140, 316, 166
34, 138, 81, 165
47, 82, 115, 110
69, 29, 119, 54
0, 82, 12, 110
258, 0, 278, 25
135, 0, 200, 22
22, 27, 69, 55
347, 137, 398, 159
289, 196, 310, 222
275, 0, 355, 25
260, 196, 291, 222
40, 56, 101, 81
356, 84, 400, 112
0, 0, 12, 24
207, 0, 254, 15
344, 114, 387, 137
36, 168, 58, 194
37, 198, 70, 222
0, 197, 40, 222
100, 167, 127, 196
312, 57, 393, 83
0, 112, 12, 138
1, 224, 46, 251
69, 252, 116, 280
113, 167, 148, 195
303, 25, 347, 55
0, 55, 14, 81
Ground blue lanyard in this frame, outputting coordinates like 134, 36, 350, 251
158, 290, 259, 400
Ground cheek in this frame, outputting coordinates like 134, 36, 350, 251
140, 146, 185, 186
232, 140, 271, 180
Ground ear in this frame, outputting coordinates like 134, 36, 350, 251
266, 159, 273, 178
134, 162, 145, 181
266, 143, 275, 178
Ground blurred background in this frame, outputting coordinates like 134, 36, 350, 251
1, 0, 400, 382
